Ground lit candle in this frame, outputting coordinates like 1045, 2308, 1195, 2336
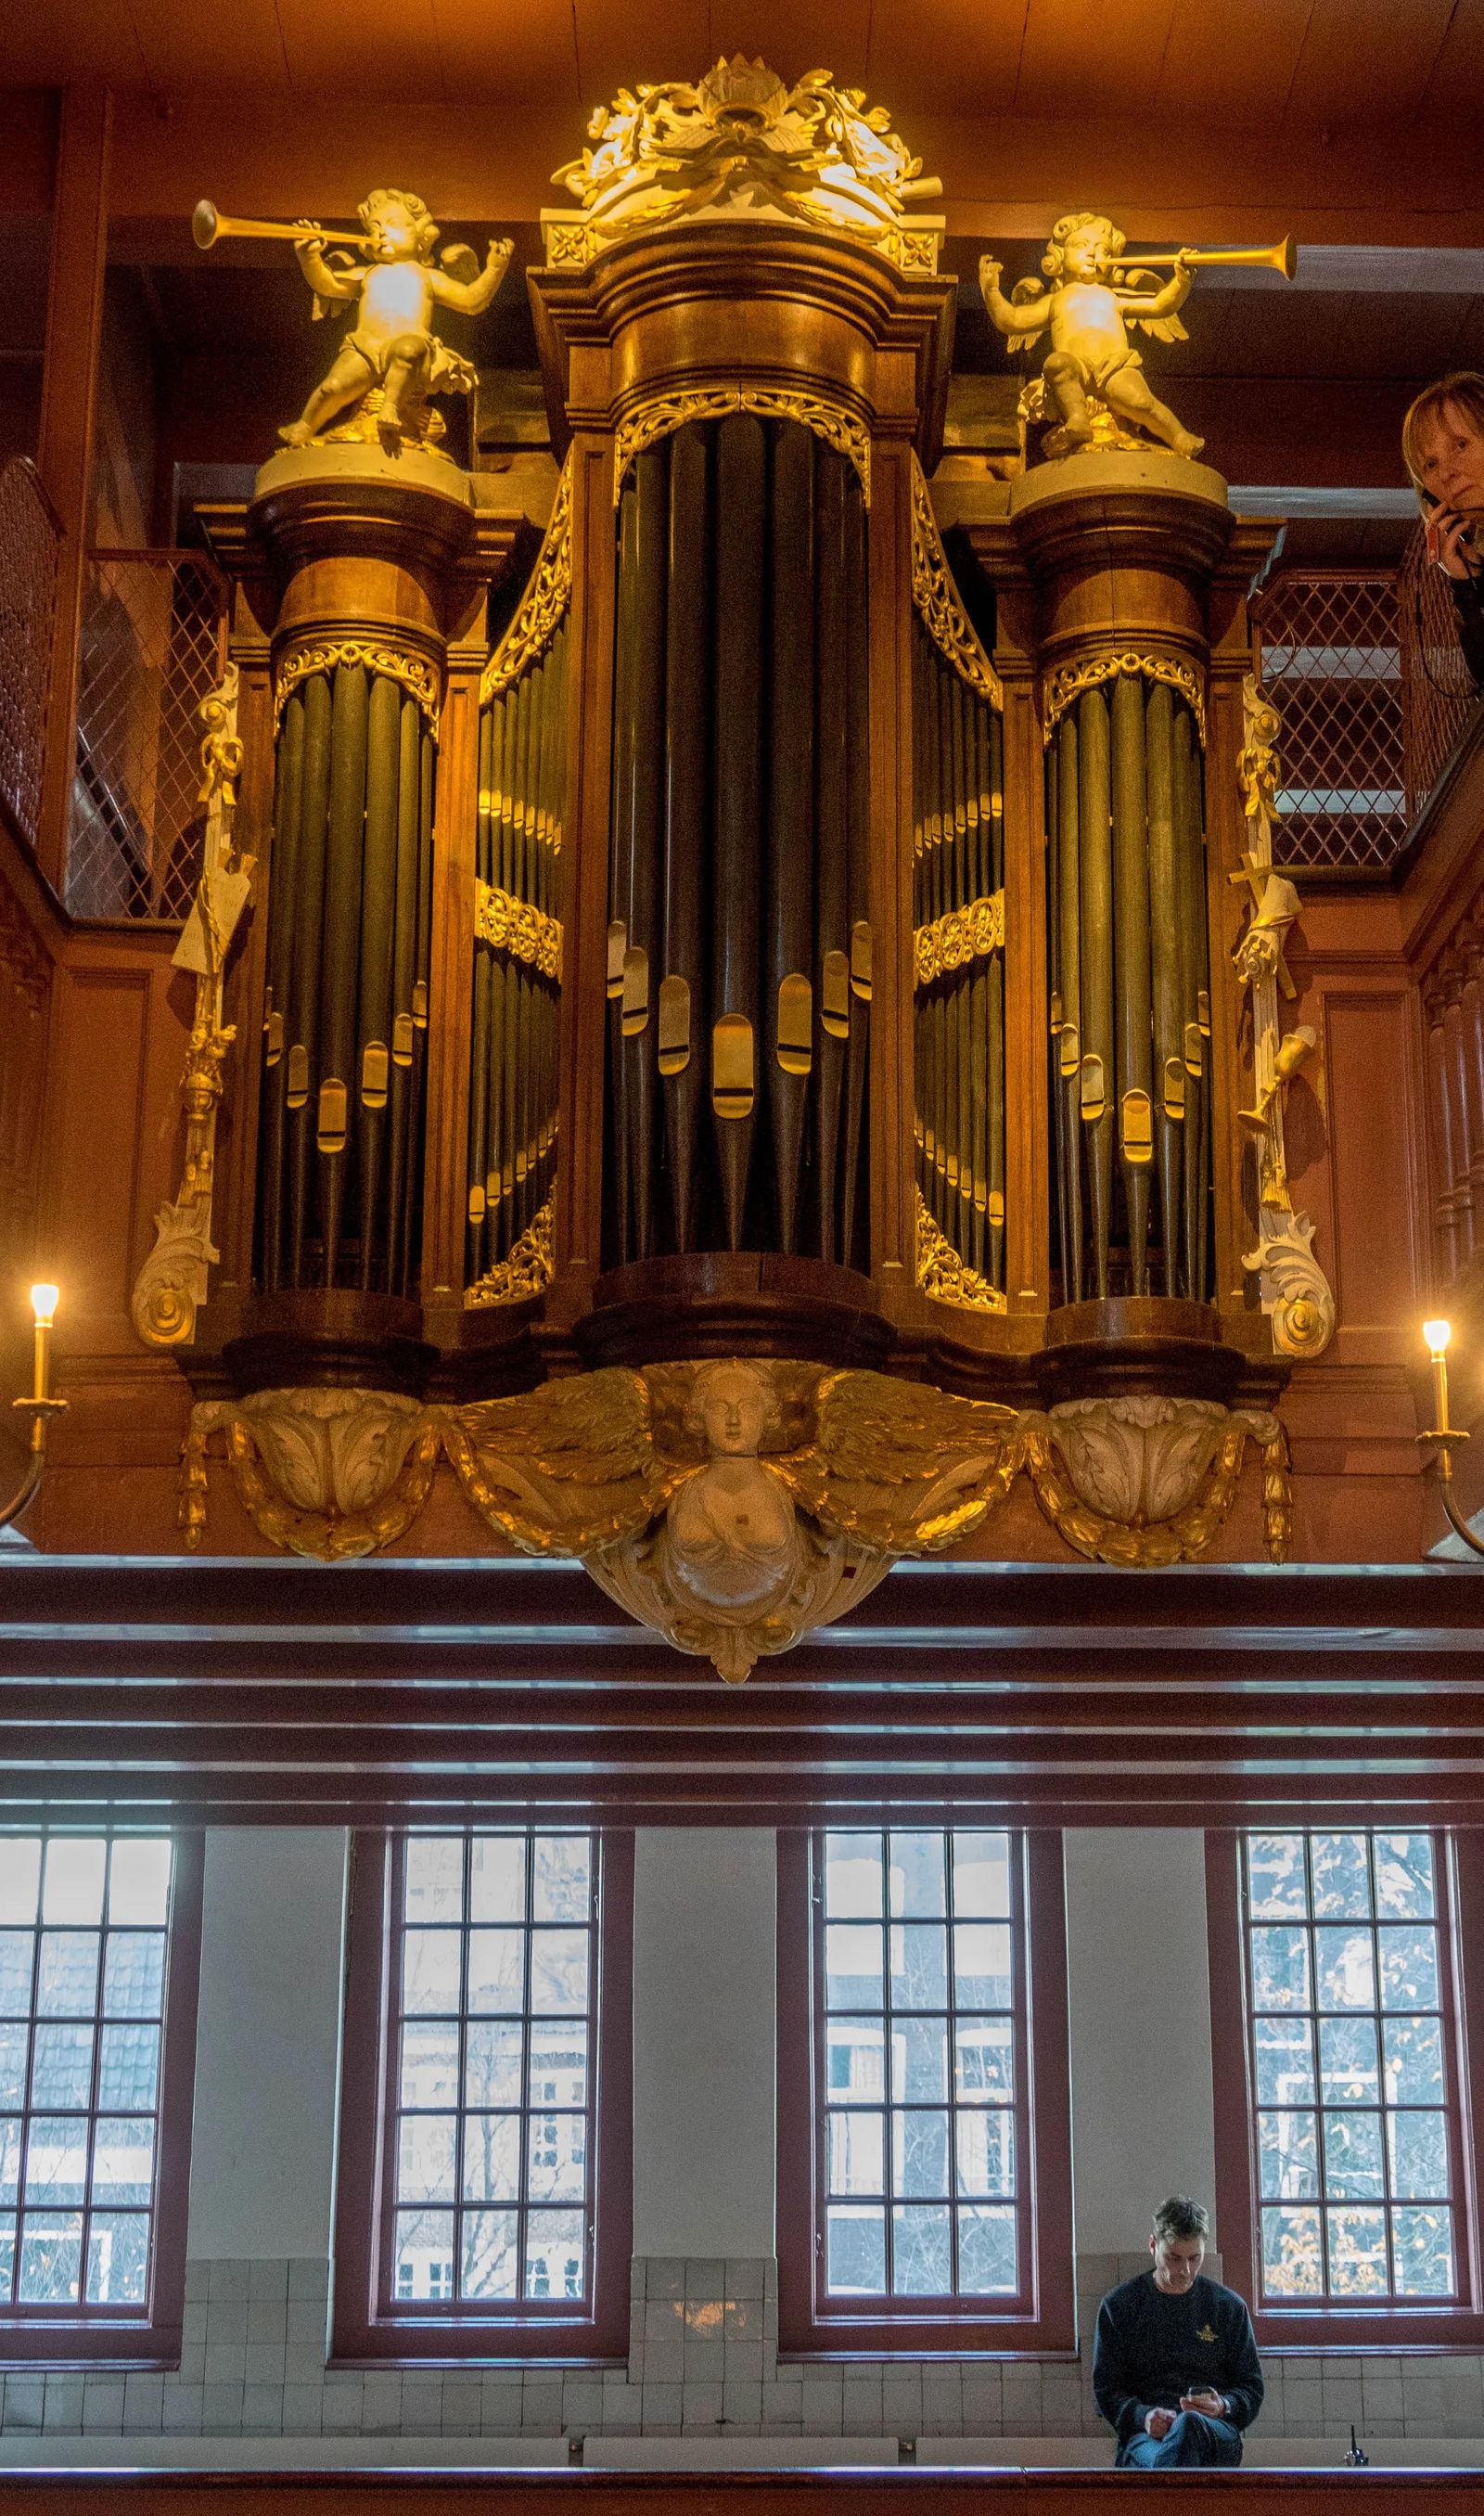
29, 1283, 58, 1407
1423, 1318, 1453, 1465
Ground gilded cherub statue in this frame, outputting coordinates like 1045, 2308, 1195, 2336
441, 1358, 1023, 1682
279, 187, 511, 456
981, 212, 1203, 462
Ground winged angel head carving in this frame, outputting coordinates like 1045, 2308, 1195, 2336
442, 1362, 1023, 1683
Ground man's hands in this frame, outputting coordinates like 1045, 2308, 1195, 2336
1145, 2389, 1225, 2438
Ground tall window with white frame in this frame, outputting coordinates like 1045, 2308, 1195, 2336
1244, 1829, 1459, 2304
773, 1821, 1081, 2355
0, 1831, 198, 2354
332, 1825, 633, 2359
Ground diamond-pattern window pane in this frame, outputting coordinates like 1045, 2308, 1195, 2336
1397, 525, 1484, 819
65, 554, 227, 924
0, 460, 60, 854
1251, 573, 1407, 872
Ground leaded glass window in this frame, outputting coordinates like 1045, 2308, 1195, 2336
386, 1830, 598, 2315
817, 1828, 1028, 2303
0, 1834, 176, 2316
1244, 1830, 1458, 2304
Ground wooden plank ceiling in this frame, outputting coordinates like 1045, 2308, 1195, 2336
2, 0, 1481, 125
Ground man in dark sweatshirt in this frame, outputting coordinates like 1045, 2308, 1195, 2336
1093, 2195, 1263, 2468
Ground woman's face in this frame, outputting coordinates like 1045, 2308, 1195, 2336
1414, 402, 1484, 514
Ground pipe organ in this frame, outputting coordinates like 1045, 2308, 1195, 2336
604, 415, 872, 1271
172, 62, 1328, 1630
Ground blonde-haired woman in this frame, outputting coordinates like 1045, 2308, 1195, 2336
1402, 371, 1484, 687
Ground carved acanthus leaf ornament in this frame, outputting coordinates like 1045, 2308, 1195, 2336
179, 1367, 1293, 1662
132, 665, 256, 1350
1233, 672, 1336, 1360
547, 59, 943, 271
1024, 1394, 1292, 1568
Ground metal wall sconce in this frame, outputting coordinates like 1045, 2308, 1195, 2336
1418, 1316, 1484, 1560
0, 1284, 68, 1534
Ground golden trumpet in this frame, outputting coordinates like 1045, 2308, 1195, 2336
1114, 236, 1297, 280
192, 199, 367, 252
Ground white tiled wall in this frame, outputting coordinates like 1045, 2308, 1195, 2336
2, 2252, 1480, 2444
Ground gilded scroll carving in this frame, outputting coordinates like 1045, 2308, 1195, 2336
1233, 673, 1336, 1360
481, 455, 572, 702
547, 59, 943, 272
273, 641, 440, 736
1043, 650, 1206, 746
915, 1191, 1007, 1314
466, 1200, 555, 1307
909, 457, 1002, 706
473, 881, 562, 979
614, 389, 870, 507
914, 892, 1004, 987
131, 667, 256, 1350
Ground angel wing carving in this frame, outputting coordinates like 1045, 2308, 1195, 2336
1120, 271, 1188, 343
777, 1371, 1025, 1554
444, 1368, 672, 1555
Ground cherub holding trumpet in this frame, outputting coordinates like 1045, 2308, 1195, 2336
275, 187, 512, 456
981, 212, 1204, 462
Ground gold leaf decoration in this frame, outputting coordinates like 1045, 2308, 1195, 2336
466, 1200, 556, 1307
1043, 650, 1206, 747
615, 389, 870, 507
274, 641, 440, 736
474, 881, 563, 980
481, 453, 573, 701
910, 456, 1002, 706
915, 890, 1004, 988
915, 1190, 1007, 1313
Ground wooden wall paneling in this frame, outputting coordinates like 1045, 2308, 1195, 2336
548, 434, 618, 1318
1323, 985, 1427, 1367
0, 836, 58, 1467
41, 953, 159, 1351
866, 437, 915, 1289
34, 86, 110, 898
421, 635, 484, 1309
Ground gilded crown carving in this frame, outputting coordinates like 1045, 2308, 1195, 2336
544, 59, 943, 270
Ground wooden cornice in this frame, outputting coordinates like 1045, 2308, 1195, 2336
3, 1557, 1484, 1829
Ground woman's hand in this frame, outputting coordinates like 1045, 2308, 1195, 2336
1431, 508, 1481, 579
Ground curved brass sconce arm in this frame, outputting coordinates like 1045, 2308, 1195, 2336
1417, 1317, 1484, 1560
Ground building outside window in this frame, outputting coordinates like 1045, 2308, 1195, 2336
1208, 1828, 1484, 2346
776, 1828, 1073, 2354
333, 1828, 633, 2361
0, 1830, 201, 2361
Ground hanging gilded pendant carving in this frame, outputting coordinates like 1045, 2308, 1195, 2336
909, 457, 1002, 706
1232, 672, 1336, 1360
481, 454, 573, 701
